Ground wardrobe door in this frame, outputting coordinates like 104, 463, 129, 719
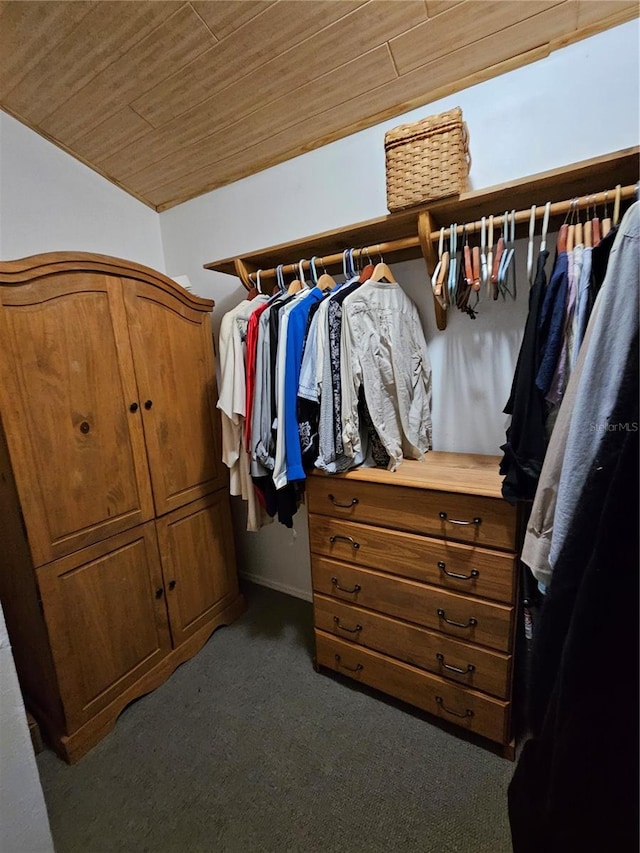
122, 279, 226, 516
0, 273, 155, 566
36, 523, 171, 732
156, 491, 238, 646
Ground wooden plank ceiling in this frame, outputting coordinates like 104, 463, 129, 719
1, 1, 636, 211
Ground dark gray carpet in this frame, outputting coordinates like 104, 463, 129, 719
37, 583, 514, 853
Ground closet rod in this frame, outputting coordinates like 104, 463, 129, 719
428, 183, 636, 240
251, 183, 636, 282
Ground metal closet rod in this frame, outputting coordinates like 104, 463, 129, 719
252, 184, 635, 281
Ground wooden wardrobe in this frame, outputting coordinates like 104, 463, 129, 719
0, 252, 243, 763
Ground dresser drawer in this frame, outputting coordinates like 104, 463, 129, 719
312, 557, 514, 652
309, 515, 516, 604
314, 595, 512, 698
315, 631, 510, 745
307, 476, 517, 551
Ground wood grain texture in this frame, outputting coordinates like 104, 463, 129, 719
192, 0, 276, 39
41, 3, 218, 145
56, 594, 245, 764
131, 0, 369, 127
312, 557, 514, 652
122, 278, 227, 515
3, 1, 182, 124
0, 251, 242, 763
0, 273, 155, 565
0, 0, 93, 97
36, 523, 172, 732
155, 490, 239, 646
0, 422, 65, 728
314, 594, 512, 698
120, 45, 397, 195
309, 514, 517, 603
316, 631, 510, 745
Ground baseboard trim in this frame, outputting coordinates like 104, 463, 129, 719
239, 571, 312, 603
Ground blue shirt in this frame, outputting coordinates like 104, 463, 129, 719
283, 287, 324, 482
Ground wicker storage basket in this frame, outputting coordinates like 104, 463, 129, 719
385, 107, 470, 212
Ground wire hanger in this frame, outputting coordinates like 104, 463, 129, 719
275, 264, 286, 293
486, 215, 494, 298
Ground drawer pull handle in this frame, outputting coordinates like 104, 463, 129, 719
334, 654, 363, 673
333, 616, 362, 634
328, 494, 359, 509
331, 577, 361, 594
436, 696, 474, 718
436, 653, 475, 675
438, 561, 480, 581
439, 512, 482, 526
437, 608, 478, 629
329, 534, 360, 550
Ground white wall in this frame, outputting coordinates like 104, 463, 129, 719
0, 604, 54, 853
0, 111, 164, 269
160, 20, 640, 600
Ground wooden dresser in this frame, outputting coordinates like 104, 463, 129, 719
307, 452, 521, 757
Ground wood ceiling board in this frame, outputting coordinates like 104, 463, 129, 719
124, 45, 397, 198
192, 1, 276, 40
0, 0, 94, 98
130, 0, 368, 128
144, 0, 608, 210
2, 1, 182, 125
100, 0, 425, 182
158, 5, 574, 208
426, 1, 463, 15
71, 108, 153, 166
40, 3, 218, 145
390, 0, 569, 76
577, 0, 639, 27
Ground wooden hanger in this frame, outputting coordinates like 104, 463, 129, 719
575, 198, 583, 247
358, 247, 375, 283
287, 258, 307, 294
246, 270, 260, 301
315, 257, 335, 292
371, 245, 396, 283
613, 183, 622, 227
601, 191, 612, 238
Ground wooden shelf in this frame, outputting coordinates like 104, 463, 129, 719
205, 146, 638, 329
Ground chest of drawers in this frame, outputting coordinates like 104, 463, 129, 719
307, 452, 522, 757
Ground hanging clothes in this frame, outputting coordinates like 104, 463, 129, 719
535, 251, 568, 397
508, 202, 639, 853
217, 294, 270, 531
499, 248, 549, 502
521, 202, 639, 588
340, 279, 433, 471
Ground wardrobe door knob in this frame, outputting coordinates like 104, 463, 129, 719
129, 402, 139, 413
144, 400, 153, 410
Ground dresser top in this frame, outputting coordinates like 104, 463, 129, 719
316, 452, 504, 499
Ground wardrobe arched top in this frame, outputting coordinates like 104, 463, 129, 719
0, 251, 213, 313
